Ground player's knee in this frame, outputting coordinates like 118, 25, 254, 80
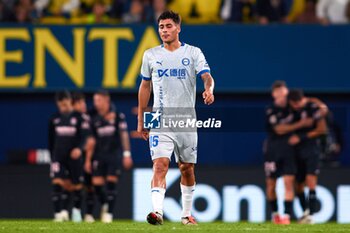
92, 176, 105, 186
295, 182, 305, 193
179, 163, 194, 179
265, 179, 276, 197
283, 176, 295, 191
266, 186, 275, 198
153, 162, 169, 176
285, 183, 294, 193
106, 176, 118, 183
266, 178, 276, 189
306, 175, 317, 189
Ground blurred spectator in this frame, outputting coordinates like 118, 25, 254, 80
14, 0, 33, 23
80, 0, 112, 14
86, 0, 110, 23
220, 0, 256, 23
257, 0, 288, 24
122, 0, 144, 23
347, 1, 350, 22
295, 0, 318, 24
145, 0, 167, 23
34, 0, 80, 18
2, 0, 17, 10
169, 0, 222, 23
109, 0, 126, 20
0, 1, 15, 21
285, 0, 304, 22
317, 0, 350, 25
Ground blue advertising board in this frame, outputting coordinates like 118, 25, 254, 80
1, 24, 350, 92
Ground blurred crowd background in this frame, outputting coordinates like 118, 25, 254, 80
0, 0, 350, 25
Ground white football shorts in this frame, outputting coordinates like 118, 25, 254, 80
149, 131, 198, 164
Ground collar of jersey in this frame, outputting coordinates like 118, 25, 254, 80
161, 41, 185, 48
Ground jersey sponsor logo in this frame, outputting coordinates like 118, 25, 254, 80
55, 126, 77, 136
82, 121, 90, 129
158, 69, 169, 77
182, 58, 190, 66
97, 125, 116, 136
157, 69, 187, 79
144, 110, 161, 129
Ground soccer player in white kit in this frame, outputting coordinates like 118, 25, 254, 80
137, 10, 215, 225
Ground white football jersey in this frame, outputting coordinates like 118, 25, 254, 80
140, 42, 210, 109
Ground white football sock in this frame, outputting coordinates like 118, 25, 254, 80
181, 183, 195, 218
151, 187, 166, 216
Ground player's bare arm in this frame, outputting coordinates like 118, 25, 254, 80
201, 72, 215, 105
137, 79, 152, 140
84, 136, 95, 173
289, 116, 328, 146
274, 118, 314, 135
308, 97, 329, 117
120, 128, 133, 170
307, 118, 328, 139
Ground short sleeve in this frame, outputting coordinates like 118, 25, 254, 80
266, 107, 278, 127
118, 112, 128, 131
140, 51, 151, 81
80, 113, 93, 137
310, 103, 323, 121
194, 47, 210, 78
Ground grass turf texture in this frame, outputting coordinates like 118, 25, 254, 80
0, 220, 349, 233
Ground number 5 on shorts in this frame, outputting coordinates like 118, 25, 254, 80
149, 135, 159, 148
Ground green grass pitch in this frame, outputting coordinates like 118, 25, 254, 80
0, 220, 349, 233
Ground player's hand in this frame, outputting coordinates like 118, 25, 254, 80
70, 148, 82, 159
288, 135, 300, 146
299, 118, 314, 128
137, 119, 149, 140
202, 90, 214, 105
84, 160, 92, 174
123, 156, 133, 170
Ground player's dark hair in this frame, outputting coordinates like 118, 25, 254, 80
71, 92, 85, 104
158, 10, 181, 24
55, 90, 71, 102
94, 89, 110, 98
271, 80, 287, 90
288, 89, 304, 102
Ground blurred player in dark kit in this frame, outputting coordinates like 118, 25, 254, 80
265, 81, 314, 224
49, 91, 91, 222
288, 89, 328, 224
87, 90, 133, 223
72, 92, 96, 222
